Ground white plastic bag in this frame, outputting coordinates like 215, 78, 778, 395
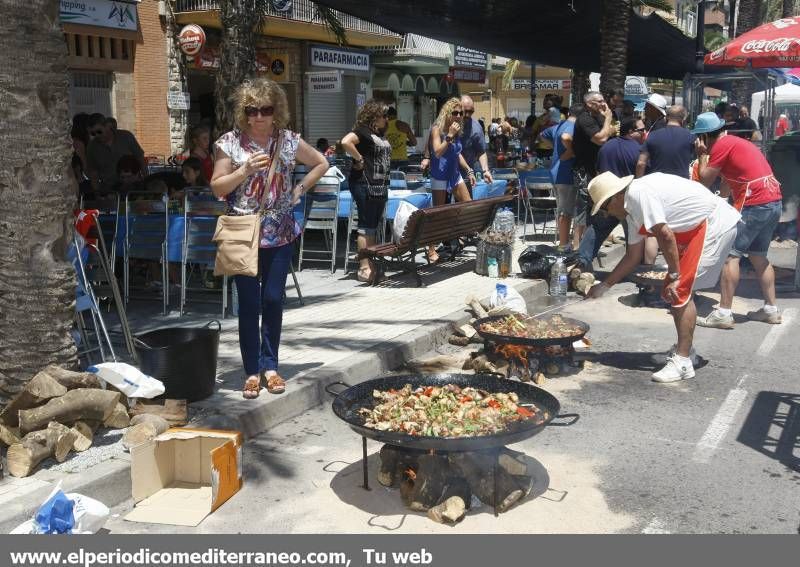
67, 493, 110, 534
88, 362, 164, 399
393, 200, 418, 243
489, 284, 527, 314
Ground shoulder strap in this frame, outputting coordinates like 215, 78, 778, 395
258, 131, 284, 211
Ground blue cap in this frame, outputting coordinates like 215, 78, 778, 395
691, 112, 726, 134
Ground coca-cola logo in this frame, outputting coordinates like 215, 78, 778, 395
740, 38, 800, 54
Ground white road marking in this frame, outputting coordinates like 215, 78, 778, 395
692, 375, 749, 464
642, 517, 671, 534
755, 308, 796, 357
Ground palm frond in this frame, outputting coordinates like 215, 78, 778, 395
634, 0, 674, 13
705, 30, 728, 51
501, 59, 521, 92
315, 5, 349, 46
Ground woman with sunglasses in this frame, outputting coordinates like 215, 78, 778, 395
427, 98, 473, 262
340, 100, 392, 283
211, 78, 328, 399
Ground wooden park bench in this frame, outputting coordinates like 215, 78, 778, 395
359, 194, 514, 286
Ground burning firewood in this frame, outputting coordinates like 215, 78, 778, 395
377, 445, 425, 488
401, 453, 452, 511
6, 422, 77, 477
448, 451, 527, 513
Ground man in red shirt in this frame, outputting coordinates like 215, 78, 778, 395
693, 112, 783, 328
775, 114, 790, 137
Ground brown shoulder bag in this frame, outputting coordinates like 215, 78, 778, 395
212, 132, 284, 277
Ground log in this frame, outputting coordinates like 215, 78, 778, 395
471, 354, 498, 374
103, 403, 131, 429
38, 365, 101, 390
448, 451, 526, 512
499, 449, 529, 477
427, 496, 466, 524
0, 424, 21, 446
122, 415, 170, 450
7, 422, 77, 477
0, 373, 67, 427
401, 454, 450, 511
377, 444, 425, 488
465, 295, 488, 319
70, 421, 96, 452
129, 399, 188, 427
448, 335, 470, 347
18, 389, 120, 435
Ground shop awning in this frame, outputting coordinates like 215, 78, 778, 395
314, 0, 696, 79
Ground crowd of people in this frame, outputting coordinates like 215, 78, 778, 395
534, 89, 785, 384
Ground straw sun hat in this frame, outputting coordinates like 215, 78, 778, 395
588, 171, 634, 216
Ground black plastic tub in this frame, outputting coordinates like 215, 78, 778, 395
134, 320, 220, 402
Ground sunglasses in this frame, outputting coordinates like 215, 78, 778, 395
244, 105, 275, 117
451, 111, 464, 117
90, 129, 104, 136
633, 127, 646, 133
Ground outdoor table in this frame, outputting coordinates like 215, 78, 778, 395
334, 190, 433, 220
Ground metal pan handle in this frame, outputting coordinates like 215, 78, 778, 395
324, 381, 352, 398
205, 320, 222, 331
546, 413, 580, 427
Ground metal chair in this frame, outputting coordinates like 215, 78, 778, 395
524, 178, 558, 241
298, 172, 342, 272
399, 165, 426, 190
124, 191, 168, 313
80, 193, 121, 270
180, 188, 229, 316
70, 232, 117, 366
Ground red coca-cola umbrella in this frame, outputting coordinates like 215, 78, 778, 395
705, 16, 800, 67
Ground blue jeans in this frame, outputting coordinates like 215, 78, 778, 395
731, 200, 782, 257
234, 243, 293, 376
578, 213, 626, 267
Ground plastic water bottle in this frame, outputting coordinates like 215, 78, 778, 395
487, 257, 499, 278
491, 208, 515, 236
495, 283, 508, 307
549, 257, 568, 296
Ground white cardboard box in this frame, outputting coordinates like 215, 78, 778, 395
125, 428, 243, 526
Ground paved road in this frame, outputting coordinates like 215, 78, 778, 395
107, 259, 800, 534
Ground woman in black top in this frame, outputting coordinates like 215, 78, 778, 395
340, 100, 391, 283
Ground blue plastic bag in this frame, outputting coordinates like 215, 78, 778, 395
35, 490, 75, 534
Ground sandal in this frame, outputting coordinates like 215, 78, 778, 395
242, 376, 261, 399
427, 249, 440, 264
263, 372, 286, 395
357, 267, 373, 283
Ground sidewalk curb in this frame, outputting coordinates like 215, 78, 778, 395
0, 277, 549, 531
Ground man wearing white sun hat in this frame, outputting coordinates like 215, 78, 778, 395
585, 171, 741, 383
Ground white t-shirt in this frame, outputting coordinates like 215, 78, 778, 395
625, 173, 740, 244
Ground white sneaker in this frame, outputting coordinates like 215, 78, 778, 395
652, 355, 696, 383
651, 345, 700, 366
696, 310, 734, 329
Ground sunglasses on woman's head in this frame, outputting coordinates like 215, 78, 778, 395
244, 105, 275, 117
451, 111, 464, 117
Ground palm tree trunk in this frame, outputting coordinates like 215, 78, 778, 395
731, 0, 764, 108
214, 0, 263, 135
0, 0, 78, 407
571, 70, 591, 104
783, 0, 796, 18
600, 0, 632, 97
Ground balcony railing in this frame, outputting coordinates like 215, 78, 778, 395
174, 0, 400, 38
370, 34, 451, 60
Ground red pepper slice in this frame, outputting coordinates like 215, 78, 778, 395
516, 406, 535, 418
459, 395, 473, 403
487, 399, 502, 409
423, 386, 434, 397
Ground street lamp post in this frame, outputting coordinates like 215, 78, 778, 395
695, 0, 708, 73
